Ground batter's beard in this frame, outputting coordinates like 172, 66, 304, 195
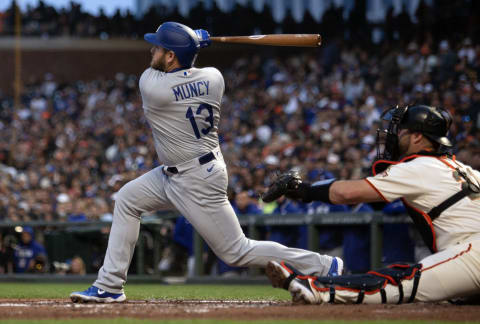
151, 58, 167, 72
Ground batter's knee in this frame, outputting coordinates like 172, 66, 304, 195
113, 181, 140, 215
218, 253, 242, 267
214, 237, 252, 267
115, 182, 133, 203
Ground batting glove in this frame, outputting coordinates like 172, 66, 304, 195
195, 29, 211, 48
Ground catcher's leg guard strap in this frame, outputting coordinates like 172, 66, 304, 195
329, 286, 335, 303
397, 282, 404, 304
283, 273, 296, 290
313, 263, 422, 304
380, 288, 387, 304
280, 262, 307, 290
408, 268, 421, 303
356, 290, 365, 304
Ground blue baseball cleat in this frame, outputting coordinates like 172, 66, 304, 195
327, 257, 344, 277
70, 286, 126, 303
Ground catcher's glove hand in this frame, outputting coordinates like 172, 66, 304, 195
261, 170, 303, 203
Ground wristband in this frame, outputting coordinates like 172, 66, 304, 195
304, 179, 336, 204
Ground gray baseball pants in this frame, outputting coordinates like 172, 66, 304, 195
94, 149, 334, 293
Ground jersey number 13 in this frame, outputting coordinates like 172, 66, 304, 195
186, 103, 214, 139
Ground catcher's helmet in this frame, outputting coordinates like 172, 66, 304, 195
144, 22, 200, 68
376, 105, 453, 161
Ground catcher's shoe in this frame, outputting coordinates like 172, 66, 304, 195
289, 277, 323, 304
266, 257, 343, 290
265, 261, 305, 290
70, 286, 126, 303
266, 261, 323, 304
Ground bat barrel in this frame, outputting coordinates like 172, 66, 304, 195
211, 34, 321, 47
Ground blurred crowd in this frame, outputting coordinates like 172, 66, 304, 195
0, 0, 480, 274
0, 0, 479, 47
0, 34, 479, 274
221, 39, 480, 194
0, 39, 477, 222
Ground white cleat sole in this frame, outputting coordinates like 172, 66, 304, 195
70, 293, 126, 304
289, 279, 318, 305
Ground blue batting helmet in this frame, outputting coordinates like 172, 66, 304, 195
144, 22, 200, 68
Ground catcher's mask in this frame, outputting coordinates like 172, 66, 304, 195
375, 105, 453, 163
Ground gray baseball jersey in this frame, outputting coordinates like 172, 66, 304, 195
139, 67, 223, 165
93, 66, 336, 293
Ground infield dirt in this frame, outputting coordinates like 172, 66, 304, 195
0, 299, 479, 321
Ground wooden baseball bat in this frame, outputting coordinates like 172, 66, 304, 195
210, 34, 322, 47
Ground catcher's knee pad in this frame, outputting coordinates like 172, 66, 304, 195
312, 263, 422, 304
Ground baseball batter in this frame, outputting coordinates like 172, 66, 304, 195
70, 22, 340, 303
265, 105, 480, 304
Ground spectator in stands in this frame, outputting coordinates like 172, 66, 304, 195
232, 190, 263, 215
68, 256, 86, 275
67, 200, 88, 222
53, 256, 86, 275
13, 227, 47, 273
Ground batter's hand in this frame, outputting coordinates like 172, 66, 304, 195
262, 170, 303, 203
195, 29, 211, 48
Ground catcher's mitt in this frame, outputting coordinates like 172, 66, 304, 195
261, 170, 302, 202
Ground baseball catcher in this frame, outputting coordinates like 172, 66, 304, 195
264, 105, 480, 304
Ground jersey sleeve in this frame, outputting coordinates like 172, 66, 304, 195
138, 68, 151, 91
217, 69, 225, 97
205, 67, 225, 98
138, 68, 151, 102
366, 160, 427, 202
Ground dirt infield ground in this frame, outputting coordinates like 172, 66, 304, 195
0, 299, 479, 321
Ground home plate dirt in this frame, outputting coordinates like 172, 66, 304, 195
0, 299, 478, 321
